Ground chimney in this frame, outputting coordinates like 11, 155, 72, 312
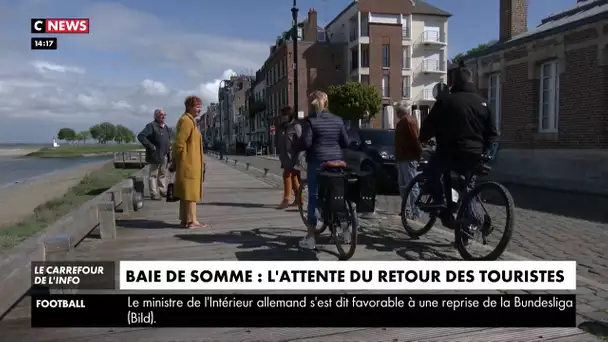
499, 0, 528, 41
305, 8, 318, 41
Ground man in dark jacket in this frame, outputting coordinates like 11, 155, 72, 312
137, 109, 172, 200
295, 91, 349, 250
419, 65, 498, 225
275, 106, 303, 209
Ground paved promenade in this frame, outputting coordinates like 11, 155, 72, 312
0, 157, 604, 341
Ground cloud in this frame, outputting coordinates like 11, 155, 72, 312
31, 61, 86, 75
0, 0, 268, 142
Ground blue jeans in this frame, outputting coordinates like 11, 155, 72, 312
397, 161, 420, 217
306, 159, 322, 227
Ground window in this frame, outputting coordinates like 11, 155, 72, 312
317, 29, 326, 42
381, 76, 389, 98
361, 45, 370, 67
402, 46, 410, 69
381, 44, 390, 68
487, 73, 500, 133
539, 61, 559, 132
402, 76, 411, 98
351, 49, 358, 70
402, 22, 409, 39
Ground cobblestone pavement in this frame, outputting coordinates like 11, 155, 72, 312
211, 152, 608, 333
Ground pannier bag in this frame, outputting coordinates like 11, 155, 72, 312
316, 171, 347, 214
347, 170, 376, 213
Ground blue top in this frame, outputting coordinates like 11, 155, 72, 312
297, 110, 349, 163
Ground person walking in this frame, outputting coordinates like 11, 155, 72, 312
137, 108, 172, 200
394, 104, 422, 219
275, 106, 303, 209
173, 96, 208, 229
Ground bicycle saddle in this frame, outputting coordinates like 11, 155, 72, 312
323, 160, 347, 168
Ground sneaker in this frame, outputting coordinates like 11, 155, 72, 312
298, 236, 316, 250
461, 225, 478, 247
340, 224, 351, 244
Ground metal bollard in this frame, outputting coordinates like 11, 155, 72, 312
246, 162, 250, 170
263, 168, 269, 177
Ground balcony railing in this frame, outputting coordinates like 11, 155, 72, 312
421, 59, 445, 73
402, 27, 410, 40
421, 89, 435, 101
421, 30, 446, 44
402, 87, 411, 99
403, 57, 411, 69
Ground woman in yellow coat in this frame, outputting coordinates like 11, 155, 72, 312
173, 95, 207, 229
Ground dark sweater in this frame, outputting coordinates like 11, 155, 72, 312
297, 110, 349, 163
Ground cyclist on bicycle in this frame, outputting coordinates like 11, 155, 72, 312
419, 62, 498, 227
294, 90, 349, 250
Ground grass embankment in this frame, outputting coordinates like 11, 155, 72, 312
0, 163, 133, 250
26, 144, 138, 158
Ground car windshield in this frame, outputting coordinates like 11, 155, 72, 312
359, 130, 394, 147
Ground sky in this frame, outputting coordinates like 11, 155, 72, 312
0, 0, 576, 143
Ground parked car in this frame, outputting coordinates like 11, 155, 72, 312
245, 141, 260, 156
344, 128, 397, 193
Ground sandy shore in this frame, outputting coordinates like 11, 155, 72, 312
0, 161, 110, 227
0, 148, 41, 157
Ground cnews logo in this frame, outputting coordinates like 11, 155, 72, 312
31, 18, 89, 34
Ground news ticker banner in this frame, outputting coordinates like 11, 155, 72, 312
30, 18, 90, 51
31, 294, 575, 328
31, 260, 577, 291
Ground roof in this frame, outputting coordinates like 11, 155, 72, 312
465, 0, 608, 60
412, 0, 451, 17
325, 0, 451, 30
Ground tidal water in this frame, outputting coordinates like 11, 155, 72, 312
0, 154, 111, 187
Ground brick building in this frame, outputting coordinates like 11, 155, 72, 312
461, 0, 608, 194
325, 0, 451, 128
264, 8, 346, 131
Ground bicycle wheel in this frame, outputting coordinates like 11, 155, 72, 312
401, 173, 438, 238
333, 200, 358, 260
454, 181, 514, 261
296, 182, 327, 234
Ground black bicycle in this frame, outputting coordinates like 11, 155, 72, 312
400, 143, 514, 260
296, 161, 359, 260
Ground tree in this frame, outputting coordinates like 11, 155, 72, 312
89, 124, 101, 143
57, 128, 76, 142
114, 124, 134, 143
451, 40, 498, 64
98, 122, 116, 144
327, 82, 382, 120
78, 131, 90, 144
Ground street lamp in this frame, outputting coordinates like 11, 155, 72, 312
291, 0, 299, 114
219, 80, 227, 159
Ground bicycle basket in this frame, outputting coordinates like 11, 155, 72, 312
317, 171, 347, 213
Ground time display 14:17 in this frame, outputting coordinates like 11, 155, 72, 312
31, 37, 58, 50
